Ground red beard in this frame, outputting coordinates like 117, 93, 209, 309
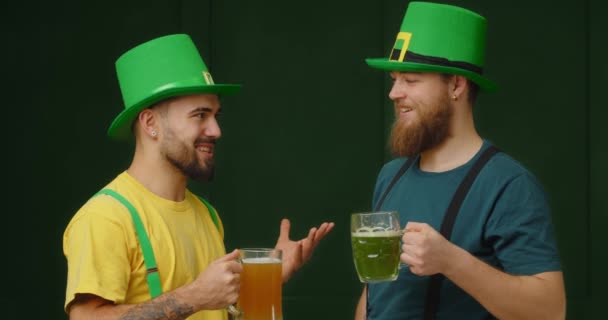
389, 94, 453, 157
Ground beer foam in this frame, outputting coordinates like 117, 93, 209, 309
351, 227, 401, 237
242, 257, 282, 264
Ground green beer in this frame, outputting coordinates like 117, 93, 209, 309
351, 230, 401, 282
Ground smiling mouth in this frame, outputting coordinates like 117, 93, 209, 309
196, 145, 214, 154
399, 107, 412, 114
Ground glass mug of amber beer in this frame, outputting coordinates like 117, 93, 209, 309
227, 248, 283, 320
351, 211, 402, 282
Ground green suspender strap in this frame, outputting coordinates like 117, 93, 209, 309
94, 189, 163, 298
196, 196, 220, 232
93, 189, 221, 299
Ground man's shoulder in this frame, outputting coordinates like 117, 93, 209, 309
73, 192, 131, 224
487, 149, 533, 175
482, 148, 545, 189
372, 157, 416, 199
69, 173, 133, 224
379, 157, 412, 178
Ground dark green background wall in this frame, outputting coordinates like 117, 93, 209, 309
3, 0, 605, 318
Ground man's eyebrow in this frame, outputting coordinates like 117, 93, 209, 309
190, 107, 214, 114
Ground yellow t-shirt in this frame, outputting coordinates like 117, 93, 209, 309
63, 172, 227, 320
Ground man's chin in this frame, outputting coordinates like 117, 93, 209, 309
181, 162, 215, 182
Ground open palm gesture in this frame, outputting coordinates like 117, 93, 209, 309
274, 218, 335, 282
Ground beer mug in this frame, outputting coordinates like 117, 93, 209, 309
350, 211, 402, 282
227, 248, 283, 320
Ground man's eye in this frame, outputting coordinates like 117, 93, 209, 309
405, 79, 419, 83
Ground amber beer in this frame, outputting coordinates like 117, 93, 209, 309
236, 249, 283, 320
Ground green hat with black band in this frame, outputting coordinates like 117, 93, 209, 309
108, 34, 241, 140
366, 2, 497, 92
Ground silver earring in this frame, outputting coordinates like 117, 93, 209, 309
452, 94, 458, 100
151, 130, 157, 137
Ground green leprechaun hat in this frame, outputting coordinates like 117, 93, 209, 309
366, 2, 497, 92
108, 34, 241, 140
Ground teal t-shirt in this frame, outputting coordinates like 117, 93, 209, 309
367, 141, 561, 320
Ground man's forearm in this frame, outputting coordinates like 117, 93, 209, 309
70, 284, 200, 320
354, 286, 367, 320
117, 293, 195, 320
444, 244, 565, 320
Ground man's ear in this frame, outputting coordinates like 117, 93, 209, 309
450, 75, 468, 101
136, 109, 159, 139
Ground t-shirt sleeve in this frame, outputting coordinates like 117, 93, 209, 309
63, 195, 135, 312
484, 173, 562, 275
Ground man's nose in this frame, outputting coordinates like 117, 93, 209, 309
388, 81, 407, 101
205, 117, 222, 139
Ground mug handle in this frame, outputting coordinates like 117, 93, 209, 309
227, 305, 242, 319
227, 251, 244, 319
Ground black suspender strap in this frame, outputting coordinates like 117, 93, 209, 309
423, 145, 500, 320
374, 156, 417, 211
367, 156, 416, 316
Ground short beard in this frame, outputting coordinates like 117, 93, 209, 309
389, 94, 452, 157
167, 151, 215, 182
161, 130, 216, 182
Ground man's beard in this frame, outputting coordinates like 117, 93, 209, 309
161, 129, 216, 182
389, 94, 453, 157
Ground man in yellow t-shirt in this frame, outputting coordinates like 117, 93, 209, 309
63, 34, 334, 320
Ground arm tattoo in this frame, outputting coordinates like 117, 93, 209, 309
119, 295, 195, 320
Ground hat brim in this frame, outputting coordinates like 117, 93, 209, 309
108, 83, 241, 141
366, 58, 497, 92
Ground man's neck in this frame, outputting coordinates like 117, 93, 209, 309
127, 148, 188, 202
419, 109, 483, 173
419, 134, 483, 173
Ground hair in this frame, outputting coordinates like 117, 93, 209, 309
130, 98, 174, 136
150, 97, 173, 116
441, 74, 479, 104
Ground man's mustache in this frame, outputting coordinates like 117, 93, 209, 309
194, 138, 216, 145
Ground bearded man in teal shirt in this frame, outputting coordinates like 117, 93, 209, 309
355, 2, 566, 319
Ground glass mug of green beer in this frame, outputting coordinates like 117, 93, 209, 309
227, 248, 283, 320
351, 211, 402, 282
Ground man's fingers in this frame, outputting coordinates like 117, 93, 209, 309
297, 228, 315, 252
307, 227, 317, 241
278, 218, 291, 241
404, 221, 428, 232
314, 223, 328, 242
226, 261, 243, 274
314, 222, 334, 243
216, 249, 240, 262
402, 231, 422, 245
301, 236, 312, 248
307, 222, 333, 246
300, 237, 313, 261
291, 240, 303, 263
400, 249, 421, 267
